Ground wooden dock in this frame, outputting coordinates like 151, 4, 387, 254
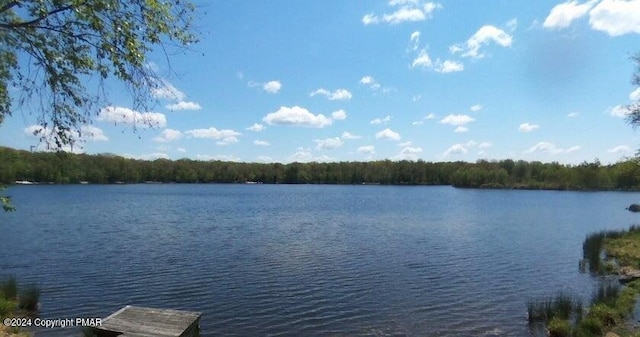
92, 305, 201, 337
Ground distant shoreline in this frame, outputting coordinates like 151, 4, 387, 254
2, 146, 640, 191
9, 180, 640, 193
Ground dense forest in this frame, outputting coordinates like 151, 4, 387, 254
1, 146, 640, 190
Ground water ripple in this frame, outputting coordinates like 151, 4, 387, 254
2, 185, 637, 336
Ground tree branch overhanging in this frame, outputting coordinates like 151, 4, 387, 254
0, 4, 75, 29
0, 1, 20, 15
0, 0, 198, 149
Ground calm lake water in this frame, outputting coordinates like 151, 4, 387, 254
2, 184, 640, 336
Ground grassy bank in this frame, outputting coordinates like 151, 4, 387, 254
0, 276, 40, 337
530, 225, 640, 337
582, 225, 640, 275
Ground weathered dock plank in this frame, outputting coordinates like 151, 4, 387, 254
93, 305, 201, 337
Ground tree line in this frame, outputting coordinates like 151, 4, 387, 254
1, 146, 640, 190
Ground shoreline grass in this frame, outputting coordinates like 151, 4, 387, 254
582, 225, 640, 274
532, 225, 640, 337
527, 292, 583, 323
528, 280, 640, 337
0, 276, 40, 337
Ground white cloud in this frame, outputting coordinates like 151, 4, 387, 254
589, 0, 640, 36
412, 121, 424, 126
263, 106, 333, 128
395, 146, 423, 160
506, 18, 518, 31
152, 80, 186, 101
24, 125, 108, 149
412, 95, 422, 102
412, 49, 432, 68
409, 31, 421, 50
567, 146, 581, 152
360, 76, 375, 85
567, 112, 580, 118
341, 131, 362, 139
543, 0, 596, 29
398, 141, 413, 147
310, 88, 353, 100
332, 109, 348, 120
384, 7, 428, 24
288, 148, 334, 163
315, 137, 344, 150
607, 145, 632, 153
165, 101, 202, 111
523, 142, 581, 154
609, 105, 631, 117
246, 123, 266, 132
443, 140, 488, 156
24, 125, 43, 136
263, 80, 282, 94
153, 129, 183, 143
434, 60, 464, 73
359, 75, 382, 91
177, 147, 186, 153
470, 104, 483, 112
98, 106, 167, 128
248, 80, 283, 94
185, 127, 242, 145
542, 0, 640, 36
443, 144, 468, 156
450, 25, 513, 58
440, 114, 475, 126
253, 140, 270, 146
362, 13, 379, 25
411, 49, 464, 73
630, 88, 640, 101
363, 1, 441, 25
454, 126, 469, 133
289, 149, 313, 162
123, 152, 169, 160
329, 89, 353, 101
375, 128, 401, 141
425, 113, 436, 120
518, 123, 540, 132
370, 115, 392, 124
81, 125, 108, 141
357, 145, 375, 155
196, 154, 241, 162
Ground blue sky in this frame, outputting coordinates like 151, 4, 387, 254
2, 0, 640, 164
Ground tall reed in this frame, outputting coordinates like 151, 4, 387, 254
527, 292, 583, 323
0, 276, 17, 300
18, 284, 40, 312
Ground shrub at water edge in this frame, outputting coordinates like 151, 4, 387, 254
0, 297, 15, 318
0, 276, 17, 301
548, 316, 572, 337
18, 284, 40, 312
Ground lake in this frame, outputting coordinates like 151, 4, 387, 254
1, 184, 640, 336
